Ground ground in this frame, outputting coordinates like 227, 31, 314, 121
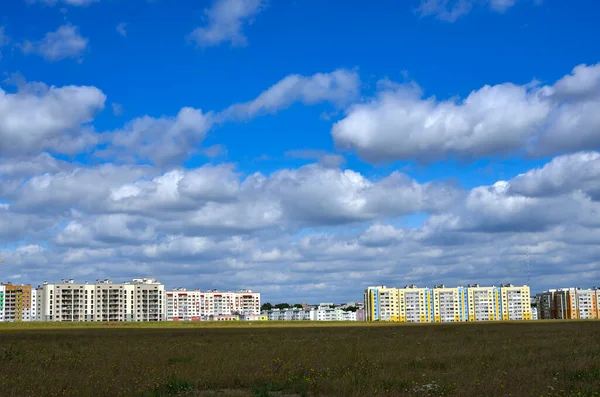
0, 321, 599, 396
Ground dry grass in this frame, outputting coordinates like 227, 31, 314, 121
0, 321, 599, 396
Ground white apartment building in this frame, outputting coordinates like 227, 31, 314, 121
166, 289, 260, 321
262, 306, 360, 321
264, 308, 316, 321
40, 278, 164, 322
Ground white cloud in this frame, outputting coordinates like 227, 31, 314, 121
509, 152, 600, 199
188, 0, 264, 47
5, 153, 600, 300
417, 0, 519, 22
21, 25, 88, 61
220, 69, 360, 120
100, 70, 358, 166
104, 107, 214, 166
0, 80, 106, 156
332, 62, 600, 163
116, 23, 127, 37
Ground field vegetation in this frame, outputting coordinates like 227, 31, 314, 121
0, 321, 599, 396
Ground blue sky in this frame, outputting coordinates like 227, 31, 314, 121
1, 0, 600, 303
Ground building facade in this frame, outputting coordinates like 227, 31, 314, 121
261, 306, 362, 321
165, 289, 260, 321
39, 278, 165, 322
536, 288, 600, 320
0, 285, 4, 322
365, 284, 532, 323
0, 283, 34, 322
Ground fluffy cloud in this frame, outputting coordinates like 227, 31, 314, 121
104, 108, 213, 166
220, 69, 360, 120
96, 70, 358, 166
188, 0, 264, 47
332, 63, 600, 163
417, 0, 519, 22
20, 25, 88, 61
0, 80, 106, 156
8, 152, 600, 300
509, 152, 600, 199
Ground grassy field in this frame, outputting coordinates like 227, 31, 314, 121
0, 321, 599, 397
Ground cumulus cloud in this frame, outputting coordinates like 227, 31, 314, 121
103, 108, 214, 166
20, 25, 88, 61
417, 0, 519, 22
332, 62, 600, 163
98, 69, 358, 166
509, 152, 600, 199
220, 69, 360, 120
188, 0, 264, 47
0, 79, 106, 156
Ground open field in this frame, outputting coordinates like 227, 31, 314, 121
1, 322, 599, 397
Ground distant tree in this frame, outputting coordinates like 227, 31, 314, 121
261, 303, 273, 311
343, 306, 358, 312
292, 303, 303, 308
274, 303, 290, 310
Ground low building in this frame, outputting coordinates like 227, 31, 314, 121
261, 305, 362, 321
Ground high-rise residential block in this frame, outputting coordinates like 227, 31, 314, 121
39, 278, 165, 322
166, 289, 260, 321
0, 285, 5, 322
0, 283, 34, 322
536, 288, 600, 320
365, 284, 531, 323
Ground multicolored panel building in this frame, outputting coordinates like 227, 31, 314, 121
536, 288, 600, 320
365, 284, 532, 323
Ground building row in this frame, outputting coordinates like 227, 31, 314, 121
0, 279, 261, 323
364, 284, 532, 322
536, 288, 600, 320
166, 288, 260, 321
261, 304, 365, 321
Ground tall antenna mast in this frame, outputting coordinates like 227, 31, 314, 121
526, 246, 531, 287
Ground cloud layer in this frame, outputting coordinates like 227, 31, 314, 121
2, 61, 600, 302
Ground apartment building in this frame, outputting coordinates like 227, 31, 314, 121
0, 283, 34, 322
263, 308, 315, 321
536, 288, 600, 320
0, 285, 4, 322
166, 289, 260, 321
39, 278, 164, 322
432, 285, 468, 322
262, 306, 362, 321
365, 284, 531, 323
